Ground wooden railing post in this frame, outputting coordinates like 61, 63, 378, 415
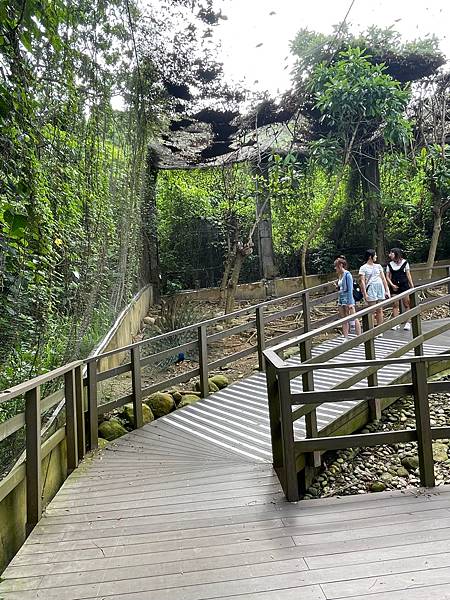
131, 346, 143, 429
362, 313, 381, 421
411, 360, 435, 487
278, 371, 299, 501
25, 386, 41, 534
410, 291, 424, 356
87, 360, 98, 450
265, 362, 283, 470
74, 364, 85, 461
302, 291, 311, 333
64, 369, 78, 474
256, 306, 266, 372
447, 266, 450, 304
198, 325, 209, 398
300, 340, 321, 476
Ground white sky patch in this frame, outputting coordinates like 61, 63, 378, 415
214, 0, 450, 97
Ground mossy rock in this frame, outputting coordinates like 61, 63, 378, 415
98, 418, 127, 441
145, 391, 175, 418
98, 438, 109, 448
178, 394, 200, 409
433, 443, 448, 462
209, 374, 229, 389
121, 402, 154, 426
369, 481, 386, 493
172, 391, 183, 404
401, 455, 419, 472
195, 379, 219, 393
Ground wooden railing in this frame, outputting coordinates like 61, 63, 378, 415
0, 361, 84, 533
263, 276, 450, 501
1, 264, 450, 538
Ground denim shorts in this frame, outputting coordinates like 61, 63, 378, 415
367, 282, 385, 301
338, 292, 355, 306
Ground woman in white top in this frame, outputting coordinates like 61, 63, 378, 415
359, 249, 390, 327
386, 247, 414, 331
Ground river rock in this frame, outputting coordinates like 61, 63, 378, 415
145, 392, 175, 417
380, 472, 393, 483
401, 455, 419, 472
98, 438, 109, 448
369, 481, 386, 492
432, 443, 448, 462
98, 418, 127, 441
143, 316, 156, 326
397, 467, 409, 478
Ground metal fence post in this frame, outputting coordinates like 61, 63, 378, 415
362, 312, 381, 421
25, 386, 41, 534
87, 360, 98, 450
64, 369, 78, 474
256, 306, 266, 372
74, 365, 85, 461
411, 360, 435, 487
131, 346, 144, 429
198, 325, 209, 398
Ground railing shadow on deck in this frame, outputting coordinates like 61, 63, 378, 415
1, 264, 450, 558
264, 278, 450, 501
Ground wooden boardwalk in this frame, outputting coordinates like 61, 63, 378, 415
2, 323, 450, 599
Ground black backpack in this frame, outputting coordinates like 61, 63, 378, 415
353, 280, 363, 302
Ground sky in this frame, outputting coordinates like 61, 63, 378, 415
213, 0, 450, 97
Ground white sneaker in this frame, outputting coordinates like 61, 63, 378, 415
403, 322, 411, 331
392, 324, 400, 331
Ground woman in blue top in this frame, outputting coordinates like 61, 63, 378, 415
334, 256, 361, 339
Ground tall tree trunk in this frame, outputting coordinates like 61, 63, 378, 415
300, 128, 358, 289
360, 145, 385, 260
140, 148, 160, 299
255, 161, 277, 280
225, 250, 245, 314
425, 199, 443, 279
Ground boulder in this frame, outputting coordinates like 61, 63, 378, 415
401, 455, 419, 472
380, 472, 393, 483
432, 443, 448, 462
145, 392, 175, 418
172, 391, 183, 404
98, 418, 127, 441
209, 374, 229, 389
369, 481, 386, 493
178, 394, 200, 409
195, 379, 219, 393
121, 402, 154, 426
98, 438, 109, 448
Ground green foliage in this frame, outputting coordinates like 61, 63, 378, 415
310, 48, 411, 152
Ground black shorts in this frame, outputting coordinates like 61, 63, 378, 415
392, 285, 411, 295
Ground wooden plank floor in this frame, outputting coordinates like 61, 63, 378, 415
2, 321, 450, 599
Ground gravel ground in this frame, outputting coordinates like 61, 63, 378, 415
304, 379, 450, 499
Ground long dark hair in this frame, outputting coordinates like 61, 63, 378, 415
364, 248, 376, 261
390, 247, 403, 261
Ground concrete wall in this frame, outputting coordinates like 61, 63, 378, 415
168, 260, 450, 305
94, 285, 154, 371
